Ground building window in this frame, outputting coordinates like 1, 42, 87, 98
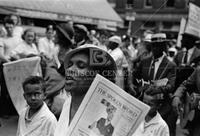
126, 0, 134, 9
166, 0, 175, 7
145, 0, 152, 7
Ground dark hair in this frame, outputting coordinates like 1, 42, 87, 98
46, 25, 54, 33
22, 28, 36, 41
3, 16, 14, 26
22, 76, 45, 92
9, 14, 21, 25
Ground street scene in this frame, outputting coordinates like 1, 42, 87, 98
0, 0, 200, 136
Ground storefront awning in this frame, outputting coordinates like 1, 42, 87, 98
0, 0, 123, 29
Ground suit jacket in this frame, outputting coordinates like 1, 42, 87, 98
134, 56, 176, 94
96, 118, 114, 136
133, 56, 177, 117
174, 47, 200, 88
174, 47, 200, 66
174, 66, 200, 98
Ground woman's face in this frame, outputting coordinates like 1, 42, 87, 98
10, 15, 18, 25
25, 31, 35, 45
65, 53, 94, 96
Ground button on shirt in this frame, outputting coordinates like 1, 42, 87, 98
132, 112, 169, 136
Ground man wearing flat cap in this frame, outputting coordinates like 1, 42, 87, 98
132, 33, 177, 136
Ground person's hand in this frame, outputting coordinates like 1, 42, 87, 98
145, 85, 162, 95
172, 96, 182, 114
127, 83, 137, 96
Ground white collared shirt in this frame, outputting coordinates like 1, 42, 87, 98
150, 54, 165, 80
132, 112, 169, 136
38, 37, 58, 59
187, 46, 195, 63
17, 103, 57, 136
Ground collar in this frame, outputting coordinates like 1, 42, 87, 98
141, 112, 161, 131
152, 54, 165, 63
25, 102, 45, 122
188, 46, 195, 54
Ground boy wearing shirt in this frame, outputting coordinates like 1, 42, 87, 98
17, 76, 57, 136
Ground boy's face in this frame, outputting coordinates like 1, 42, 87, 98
23, 84, 44, 110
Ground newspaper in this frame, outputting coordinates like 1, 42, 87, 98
66, 74, 150, 136
3, 57, 42, 114
185, 3, 200, 38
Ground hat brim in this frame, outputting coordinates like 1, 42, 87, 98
182, 33, 200, 40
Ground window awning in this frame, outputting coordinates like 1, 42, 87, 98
0, 0, 123, 29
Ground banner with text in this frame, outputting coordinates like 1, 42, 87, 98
185, 3, 200, 38
3, 57, 42, 114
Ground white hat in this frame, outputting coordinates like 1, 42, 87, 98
144, 33, 152, 42
151, 33, 169, 43
109, 36, 122, 45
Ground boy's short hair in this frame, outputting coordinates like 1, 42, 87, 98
22, 76, 45, 92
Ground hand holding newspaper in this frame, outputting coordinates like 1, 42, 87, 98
56, 74, 150, 136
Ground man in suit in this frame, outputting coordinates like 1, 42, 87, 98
172, 67, 200, 136
132, 33, 177, 136
174, 33, 200, 88
89, 104, 116, 136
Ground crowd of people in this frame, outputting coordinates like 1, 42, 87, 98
0, 14, 200, 136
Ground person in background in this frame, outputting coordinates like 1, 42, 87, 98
38, 25, 58, 63
174, 33, 200, 89
167, 47, 177, 62
132, 33, 177, 136
89, 29, 100, 46
0, 16, 22, 63
132, 90, 169, 136
41, 22, 74, 119
10, 14, 24, 38
10, 29, 38, 60
0, 17, 22, 117
54, 44, 117, 136
16, 76, 57, 136
107, 35, 128, 90
172, 66, 200, 136
73, 24, 89, 48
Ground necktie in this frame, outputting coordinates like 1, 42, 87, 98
149, 59, 157, 80
183, 50, 188, 64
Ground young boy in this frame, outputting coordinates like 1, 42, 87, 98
17, 76, 57, 136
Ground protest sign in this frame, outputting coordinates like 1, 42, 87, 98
3, 57, 42, 114
60, 74, 150, 136
184, 3, 200, 38
177, 17, 186, 47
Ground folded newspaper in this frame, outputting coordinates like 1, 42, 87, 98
65, 74, 150, 136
